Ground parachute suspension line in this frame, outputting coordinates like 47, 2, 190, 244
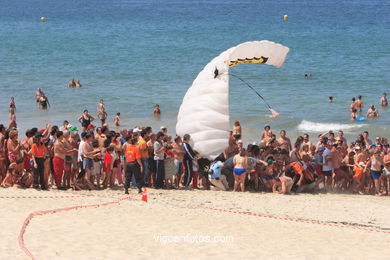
229, 73, 280, 118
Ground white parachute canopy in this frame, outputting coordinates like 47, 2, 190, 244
176, 40, 289, 159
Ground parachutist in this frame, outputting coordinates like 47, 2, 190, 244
214, 67, 219, 79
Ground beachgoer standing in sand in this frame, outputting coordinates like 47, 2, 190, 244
182, 134, 196, 189
380, 93, 388, 107
277, 130, 292, 152
124, 137, 143, 194
154, 132, 165, 188
233, 148, 248, 192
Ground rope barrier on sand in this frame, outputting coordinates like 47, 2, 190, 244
18, 192, 143, 260
0, 194, 122, 199
151, 193, 390, 235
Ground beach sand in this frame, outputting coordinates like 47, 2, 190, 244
1, 188, 389, 260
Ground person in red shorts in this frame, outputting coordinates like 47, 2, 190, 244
53, 131, 75, 189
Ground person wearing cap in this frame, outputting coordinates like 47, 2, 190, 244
154, 132, 166, 188
30, 133, 48, 189
182, 134, 196, 189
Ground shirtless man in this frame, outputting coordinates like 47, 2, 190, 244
272, 176, 293, 194
62, 131, 73, 189
75, 80, 82, 88
332, 145, 348, 190
69, 79, 76, 88
8, 114, 17, 129
366, 104, 379, 118
355, 95, 363, 115
53, 131, 75, 189
172, 135, 185, 188
350, 97, 357, 120
380, 93, 388, 107
9, 97, 15, 118
82, 133, 100, 189
277, 130, 292, 152
114, 112, 121, 127
97, 99, 105, 114
335, 130, 348, 148
153, 104, 161, 117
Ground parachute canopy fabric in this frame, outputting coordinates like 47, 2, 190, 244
176, 40, 289, 159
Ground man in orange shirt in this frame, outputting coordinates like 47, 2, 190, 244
30, 133, 47, 189
125, 137, 144, 194
138, 130, 149, 186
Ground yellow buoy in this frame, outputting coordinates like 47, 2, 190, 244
40, 17, 46, 22
283, 14, 288, 21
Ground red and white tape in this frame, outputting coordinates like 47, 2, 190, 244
18, 192, 143, 260
152, 193, 390, 235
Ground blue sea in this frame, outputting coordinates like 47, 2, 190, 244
0, 0, 389, 143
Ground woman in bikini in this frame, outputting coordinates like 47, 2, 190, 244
367, 148, 384, 195
232, 120, 242, 140
233, 148, 248, 192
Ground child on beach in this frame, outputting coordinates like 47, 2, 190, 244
103, 146, 114, 189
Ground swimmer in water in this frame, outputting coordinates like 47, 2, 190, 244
328, 96, 333, 103
35, 88, 44, 103
304, 72, 312, 78
9, 97, 16, 118
366, 104, 379, 118
75, 80, 82, 88
380, 93, 388, 107
153, 104, 161, 119
68, 79, 76, 88
355, 95, 363, 115
38, 95, 50, 110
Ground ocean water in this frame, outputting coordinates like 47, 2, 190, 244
0, 0, 389, 144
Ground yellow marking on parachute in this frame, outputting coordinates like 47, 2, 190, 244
229, 57, 267, 68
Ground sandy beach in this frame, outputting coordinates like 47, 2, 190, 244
1, 188, 389, 260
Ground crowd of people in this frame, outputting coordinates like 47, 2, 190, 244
1, 92, 389, 196
0, 112, 389, 196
